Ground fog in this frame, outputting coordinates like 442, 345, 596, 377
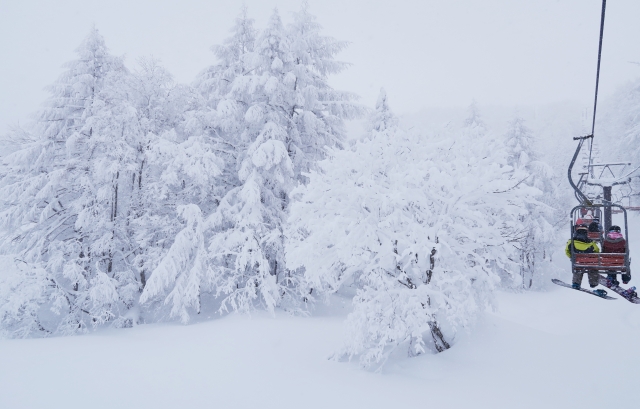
1, 0, 639, 135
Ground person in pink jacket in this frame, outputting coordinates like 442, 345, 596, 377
603, 225, 630, 285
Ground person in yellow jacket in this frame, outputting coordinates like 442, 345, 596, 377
565, 224, 600, 289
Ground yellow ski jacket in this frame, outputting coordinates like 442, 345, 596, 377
565, 238, 600, 258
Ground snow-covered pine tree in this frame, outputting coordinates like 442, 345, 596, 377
140, 6, 362, 321
368, 88, 398, 133
125, 58, 180, 292
458, 103, 552, 289
599, 77, 640, 205
286, 1, 361, 180
190, 6, 258, 199
193, 5, 258, 114
0, 28, 133, 336
503, 116, 560, 288
76, 54, 226, 326
0, 29, 223, 335
621, 77, 640, 203
141, 9, 295, 319
122, 58, 224, 314
287, 93, 539, 367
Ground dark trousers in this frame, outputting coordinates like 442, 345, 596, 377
572, 269, 599, 288
607, 272, 632, 284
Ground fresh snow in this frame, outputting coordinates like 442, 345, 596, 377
3, 216, 637, 409
0, 285, 638, 408
2, 212, 640, 408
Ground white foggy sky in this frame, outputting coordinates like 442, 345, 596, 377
1, 0, 639, 135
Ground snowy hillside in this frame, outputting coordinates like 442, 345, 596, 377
1, 267, 639, 409
0, 214, 638, 409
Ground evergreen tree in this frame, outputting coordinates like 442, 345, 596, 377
600, 77, 640, 205
193, 5, 258, 111
503, 116, 560, 288
140, 6, 362, 321
369, 88, 398, 133
0, 28, 131, 335
0, 30, 224, 335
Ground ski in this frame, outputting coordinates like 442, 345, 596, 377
551, 279, 616, 300
598, 275, 640, 304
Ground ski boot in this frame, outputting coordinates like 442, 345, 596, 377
622, 286, 637, 299
605, 276, 620, 288
593, 289, 608, 298
622, 274, 631, 285
572, 283, 580, 290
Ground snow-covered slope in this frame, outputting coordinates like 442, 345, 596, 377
1, 218, 638, 409
1, 280, 639, 408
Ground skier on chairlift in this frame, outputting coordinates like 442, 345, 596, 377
565, 224, 604, 294
576, 208, 594, 226
588, 217, 602, 233
603, 225, 630, 285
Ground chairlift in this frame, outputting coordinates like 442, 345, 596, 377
565, 0, 635, 286
569, 204, 630, 276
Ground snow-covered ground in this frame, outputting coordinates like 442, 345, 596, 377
2, 215, 639, 409
1, 280, 639, 408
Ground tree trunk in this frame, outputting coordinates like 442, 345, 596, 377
428, 321, 451, 352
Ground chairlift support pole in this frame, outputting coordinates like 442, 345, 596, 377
603, 186, 612, 232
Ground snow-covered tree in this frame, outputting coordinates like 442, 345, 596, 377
140, 5, 362, 321
503, 116, 561, 288
286, 1, 360, 179
0, 29, 224, 335
193, 5, 258, 112
0, 28, 132, 335
123, 58, 224, 305
599, 76, 640, 205
368, 88, 397, 133
286, 93, 539, 367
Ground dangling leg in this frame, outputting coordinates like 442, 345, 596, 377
572, 271, 584, 289
587, 271, 599, 288
622, 272, 631, 285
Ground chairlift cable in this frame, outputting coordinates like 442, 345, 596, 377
568, 0, 606, 206
591, 0, 607, 138
587, 0, 607, 181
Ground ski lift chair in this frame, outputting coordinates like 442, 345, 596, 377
570, 204, 630, 277
574, 207, 604, 240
